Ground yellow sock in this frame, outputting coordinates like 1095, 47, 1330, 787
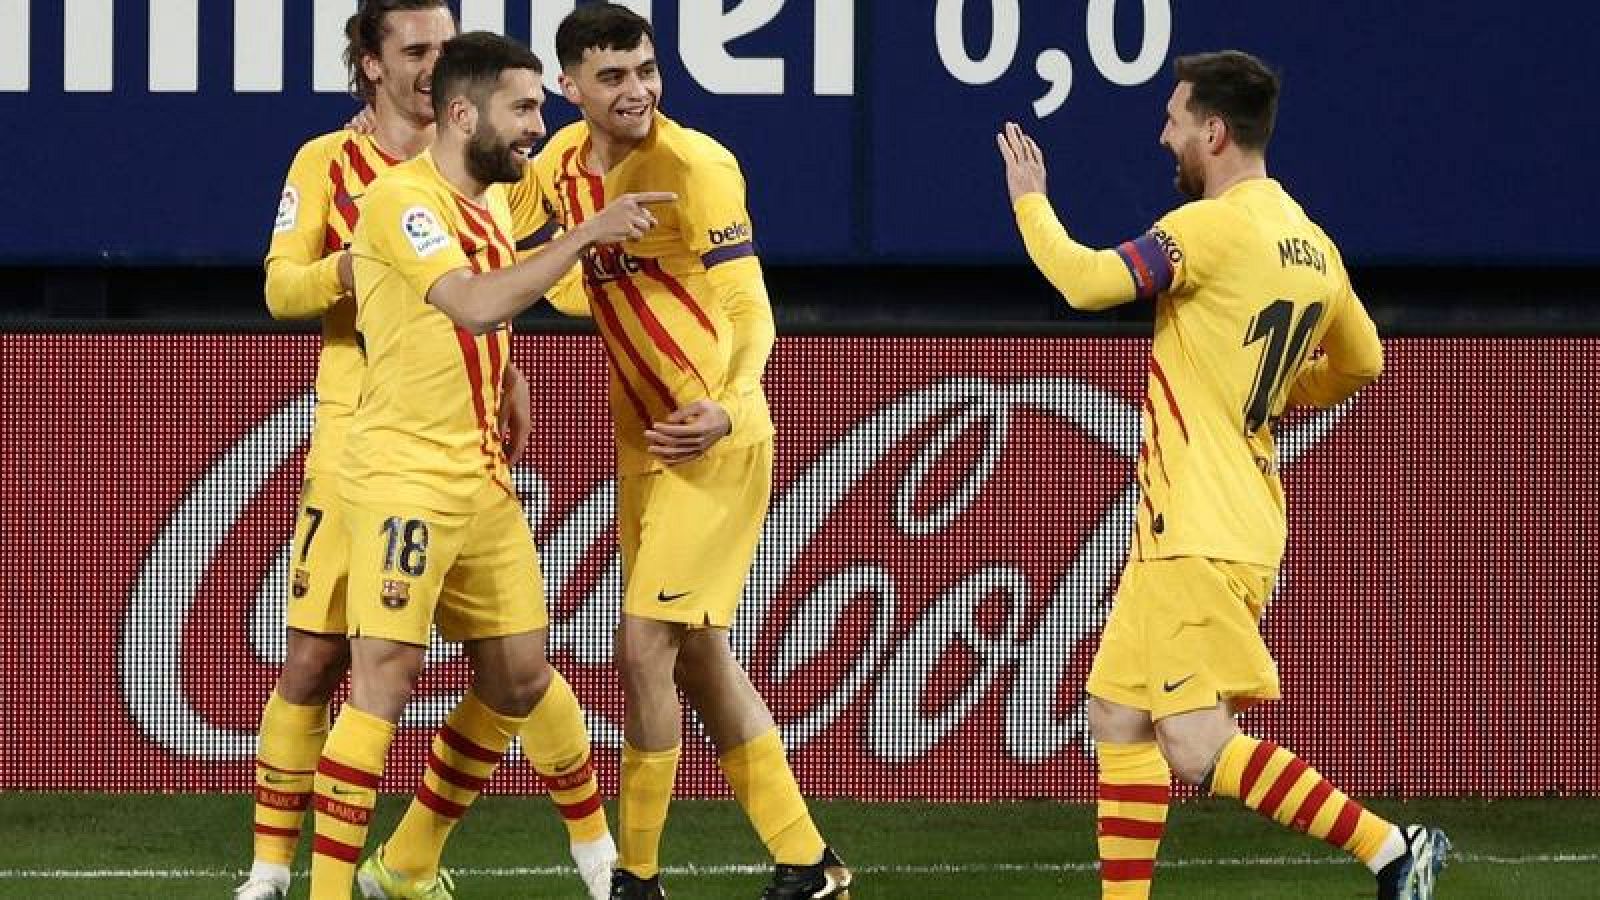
384, 691, 525, 879
617, 742, 680, 879
1096, 741, 1170, 898
1211, 734, 1393, 863
309, 705, 392, 900
520, 670, 609, 844
720, 729, 824, 866
252, 693, 328, 865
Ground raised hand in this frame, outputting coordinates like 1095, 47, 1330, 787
996, 121, 1048, 203
345, 105, 376, 135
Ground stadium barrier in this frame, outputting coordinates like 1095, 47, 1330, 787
3, 333, 1593, 799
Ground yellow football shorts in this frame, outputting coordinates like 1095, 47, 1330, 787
343, 484, 546, 646
284, 475, 350, 636
1086, 556, 1280, 720
617, 440, 773, 627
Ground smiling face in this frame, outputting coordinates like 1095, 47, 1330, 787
1159, 81, 1211, 201
363, 7, 456, 126
560, 36, 661, 146
463, 68, 547, 185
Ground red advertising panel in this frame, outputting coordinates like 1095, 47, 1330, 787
2, 334, 1595, 799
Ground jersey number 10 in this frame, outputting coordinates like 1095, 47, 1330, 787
1243, 299, 1326, 434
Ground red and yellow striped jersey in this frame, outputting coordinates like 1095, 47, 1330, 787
1114, 179, 1382, 567
265, 130, 404, 477
342, 151, 519, 513
510, 112, 775, 475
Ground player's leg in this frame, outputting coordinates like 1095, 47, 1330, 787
1084, 562, 1171, 899
309, 635, 425, 900
240, 480, 352, 900
1150, 559, 1448, 899
370, 491, 579, 896
602, 466, 683, 899
643, 442, 847, 898
371, 629, 550, 892
675, 629, 851, 900
517, 666, 615, 900
610, 613, 686, 898
308, 501, 463, 899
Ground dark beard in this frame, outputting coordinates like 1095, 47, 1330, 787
1174, 151, 1204, 200
465, 125, 523, 185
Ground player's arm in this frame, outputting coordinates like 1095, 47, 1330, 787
690, 154, 773, 436
706, 255, 774, 437
507, 158, 592, 318
429, 192, 675, 334
998, 123, 1150, 311
645, 153, 771, 463
264, 142, 351, 320
498, 362, 532, 465
514, 221, 590, 318
1286, 283, 1384, 408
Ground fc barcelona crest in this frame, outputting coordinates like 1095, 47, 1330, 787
381, 579, 410, 610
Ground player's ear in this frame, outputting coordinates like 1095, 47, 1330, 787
559, 72, 582, 106
1206, 116, 1226, 154
361, 51, 384, 89
447, 94, 477, 135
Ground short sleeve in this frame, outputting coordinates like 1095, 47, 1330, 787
359, 181, 472, 300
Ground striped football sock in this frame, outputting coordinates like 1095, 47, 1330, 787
1210, 734, 1394, 864
1096, 741, 1171, 898
252, 692, 328, 865
382, 691, 525, 880
520, 669, 610, 844
309, 705, 392, 899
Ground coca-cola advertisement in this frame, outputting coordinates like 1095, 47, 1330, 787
2, 333, 1595, 799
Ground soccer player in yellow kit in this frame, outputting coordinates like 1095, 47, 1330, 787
998, 51, 1448, 900
303, 31, 670, 900
249, 9, 639, 900
506, 6, 852, 899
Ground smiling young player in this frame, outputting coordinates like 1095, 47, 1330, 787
507, 5, 852, 899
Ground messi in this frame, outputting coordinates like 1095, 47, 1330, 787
708, 221, 753, 246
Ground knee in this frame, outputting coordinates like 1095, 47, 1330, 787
1155, 729, 1227, 786
277, 633, 350, 704
477, 659, 552, 718
614, 625, 678, 692
1086, 697, 1115, 738
348, 644, 425, 720
673, 641, 723, 697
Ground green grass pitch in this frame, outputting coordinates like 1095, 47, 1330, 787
1, 794, 1595, 897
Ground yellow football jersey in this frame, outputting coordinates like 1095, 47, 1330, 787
1015, 178, 1383, 568
342, 151, 518, 513
266, 131, 404, 476
1122, 179, 1380, 566
509, 112, 775, 475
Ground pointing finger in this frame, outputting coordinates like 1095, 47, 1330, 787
629, 192, 678, 206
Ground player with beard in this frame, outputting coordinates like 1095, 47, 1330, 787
998, 51, 1448, 899
508, 6, 852, 899
303, 31, 671, 900
244, 5, 619, 899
